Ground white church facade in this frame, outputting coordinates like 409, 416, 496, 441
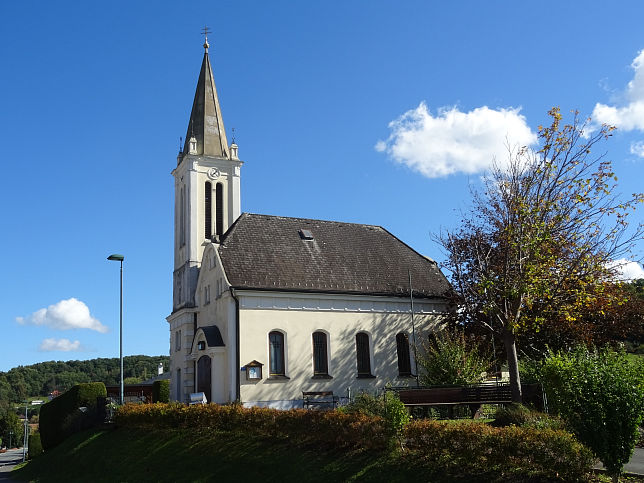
167, 38, 452, 408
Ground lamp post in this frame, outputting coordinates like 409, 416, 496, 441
107, 254, 125, 405
23, 400, 42, 461
9, 430, 13, 449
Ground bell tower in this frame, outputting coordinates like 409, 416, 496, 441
171, 35, 243, 312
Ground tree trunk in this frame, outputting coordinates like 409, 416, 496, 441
503, 328, 522, 403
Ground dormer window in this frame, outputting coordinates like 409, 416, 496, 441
189, 136, 198, 154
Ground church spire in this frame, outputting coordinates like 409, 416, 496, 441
183, 32, 229, 159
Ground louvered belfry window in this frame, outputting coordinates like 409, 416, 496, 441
355, 332, 371, 376
396, 333, 412, 376
205, 182, 212, 239
215, 183, 223, 235
312, 331, 328, 376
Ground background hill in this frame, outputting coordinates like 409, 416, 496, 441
0, 355, 169, 402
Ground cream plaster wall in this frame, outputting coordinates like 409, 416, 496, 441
236, 292, 447, 407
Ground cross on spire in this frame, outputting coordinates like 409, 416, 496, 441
202, 26, 211, 51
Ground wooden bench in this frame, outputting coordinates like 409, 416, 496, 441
302, 391, 339, 409
393, 383, 543, 418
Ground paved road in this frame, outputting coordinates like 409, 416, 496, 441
595, 446, 644, 476
0, 448, 23, 482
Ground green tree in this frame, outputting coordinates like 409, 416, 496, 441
417, 328, 490, 385
0, 402, 23, 448
540, 346, 644, 482
438, 108, 644, 401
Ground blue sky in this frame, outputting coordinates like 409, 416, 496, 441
2, 1, 643, 372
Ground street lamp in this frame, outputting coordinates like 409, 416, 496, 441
9, 430, 13, 449
107, 254, 125, 405
23, 400, 42, 461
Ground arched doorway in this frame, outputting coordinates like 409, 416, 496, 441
197, 355, 212, 402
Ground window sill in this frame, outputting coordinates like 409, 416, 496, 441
397, 374, 416, 378
268, 375, 290, 381
356, 374, 376, 379
311, 374, 333, 380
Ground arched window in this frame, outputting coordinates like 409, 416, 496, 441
215, 183, 223, 235
355, 332, 372, 377
205, 181, 212, 239
269, 331, 285, 376
396, 333, 412, 376
312, 331, 328, 376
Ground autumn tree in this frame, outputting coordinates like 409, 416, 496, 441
439, 108, 643, 401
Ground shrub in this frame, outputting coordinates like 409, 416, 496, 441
39, 382, 107, 450
541, 346, 644, 480
338, 391, 410, 440
115, 403, 390, 451
492, 403, 566, 431
152, 380, 169, 403
417, 327, 490, 385
404, 419, 594, 481
28, 433, 42, 459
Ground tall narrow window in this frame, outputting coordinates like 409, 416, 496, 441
396, 333, 412, 376
176, 368, 182, 401
269, 331, 285, 376
180, 187, 185, 246
355, 332, 372, 377
312, 331, 329, 376
215, 183, 223, 235
205, 182, 212, 239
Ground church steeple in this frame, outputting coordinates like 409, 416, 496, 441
182, 35, 229, 159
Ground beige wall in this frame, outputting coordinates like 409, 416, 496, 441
236, 291, 446, 407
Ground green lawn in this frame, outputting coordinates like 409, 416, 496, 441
12, 427, 452, 483
12, 424, 643, 483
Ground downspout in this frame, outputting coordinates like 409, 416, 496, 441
231, 288, 241, 402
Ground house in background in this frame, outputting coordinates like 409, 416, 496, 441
167, 37, 452, 408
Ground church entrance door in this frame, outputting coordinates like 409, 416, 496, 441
197, 355, 212, 403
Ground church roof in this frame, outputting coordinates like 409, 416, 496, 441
218, 213, 451, 299
182, 42, 229, 158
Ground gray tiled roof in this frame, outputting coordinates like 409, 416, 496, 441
218, 213, 451, 299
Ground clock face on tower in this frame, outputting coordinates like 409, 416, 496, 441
207, 167, 221, 180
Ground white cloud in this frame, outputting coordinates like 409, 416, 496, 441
16, 298, 108, 333
376, 102, 537, 178
630, 141, 644, 158
607, 258, 644, 281
38, 338, 83, 352
592, 50, 644, 132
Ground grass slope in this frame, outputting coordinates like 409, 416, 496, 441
11, 427, 433, 483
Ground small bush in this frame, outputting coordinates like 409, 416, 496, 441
417, 327, 490, 386
491, 403, 531, 427
152, 380, 169, 403
28, 433, 42, 459
492, 403, 566, 431
338, 392, 410, 442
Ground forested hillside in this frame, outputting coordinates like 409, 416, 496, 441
0, 355, 170, 402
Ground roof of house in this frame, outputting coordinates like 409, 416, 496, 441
217, 213, 451, 299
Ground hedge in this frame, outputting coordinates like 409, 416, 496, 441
28, 433, 42, 459
152, 380, 169, 403
39, 382, 107, 450
116, 403, 390, 450
404, 420, 594, 482
116, 403, 595, 480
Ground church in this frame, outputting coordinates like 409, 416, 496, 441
167, 37, 452, 408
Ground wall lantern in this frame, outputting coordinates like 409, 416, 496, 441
244, 360, 263, 381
